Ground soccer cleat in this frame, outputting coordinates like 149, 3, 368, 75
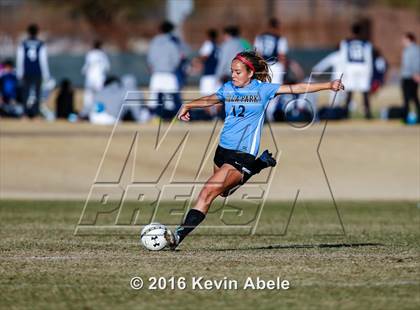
164, 228, 180, 250
258, 150, 277, 168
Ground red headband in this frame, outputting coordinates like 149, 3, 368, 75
234, 54, 255, 72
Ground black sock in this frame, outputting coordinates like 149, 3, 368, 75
176, 209, 205, 243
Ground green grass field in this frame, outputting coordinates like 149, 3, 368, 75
1, 201, 419, 309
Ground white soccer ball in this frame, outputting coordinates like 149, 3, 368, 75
140, 223, 168, 251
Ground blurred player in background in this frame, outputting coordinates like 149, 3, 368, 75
147, 21, 182, 120
170, 30, 190, 91
164, 51, 344, 250
254, 18, 288, 84
215, 26, 244, 84
198, 29, 220, 118
400, 32, 420, 124
254, 18, 288, 120
199, 29, 220, 96
234, 26, 252, 51
55, 78, 74, 120
16, 24, 50, 118
339, 23, 373, 119
120, 74, 147, 123
80, 40, 110, 119
0, 59, 23, 118
370, 47, 388, 95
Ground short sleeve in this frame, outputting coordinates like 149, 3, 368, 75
215, 84, 225, 102
278, 37, 288, 55
199, 41, 213, 57
261, 82, 280, 102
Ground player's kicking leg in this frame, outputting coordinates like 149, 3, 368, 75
165, 164, 242, 250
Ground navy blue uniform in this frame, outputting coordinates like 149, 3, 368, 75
22, 40, 43, 77
254, 33, 288, 62
202, 41, 218, 76
16, 38, 50, 117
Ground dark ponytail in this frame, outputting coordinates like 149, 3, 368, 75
233, 51, 271, 82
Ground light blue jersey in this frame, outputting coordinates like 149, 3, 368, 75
216, 79, 280, 156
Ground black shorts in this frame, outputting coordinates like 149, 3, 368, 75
213, 145, 255, 174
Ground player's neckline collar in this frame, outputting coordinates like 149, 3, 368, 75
234, 79, 258, 90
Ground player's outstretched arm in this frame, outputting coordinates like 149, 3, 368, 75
178, 94, 221, 122
275, 79, 344, 95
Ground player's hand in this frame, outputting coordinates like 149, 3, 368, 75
177, 105, 191, 122
330, 80, 344, 92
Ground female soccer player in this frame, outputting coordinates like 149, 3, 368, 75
165, 51, 344, 249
